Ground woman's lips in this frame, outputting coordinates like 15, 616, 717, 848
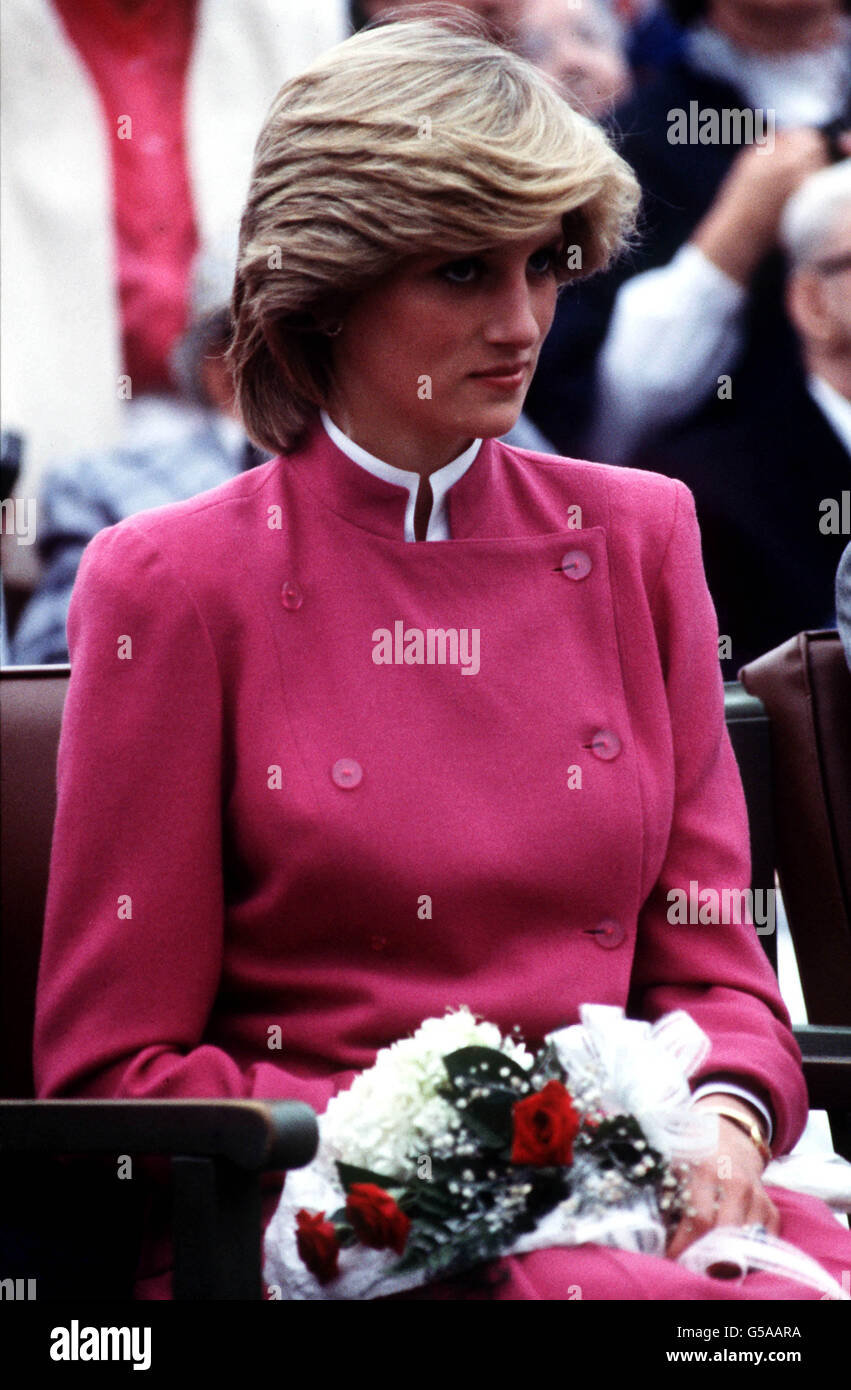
469, 366, 527, 389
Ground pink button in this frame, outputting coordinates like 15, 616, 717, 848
588, 729, 621, 761
331, 758, 362, 789
586, 919, 626, 950
281, 581, 303, 610
560, 550, 592, 580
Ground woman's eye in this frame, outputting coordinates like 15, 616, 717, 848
437, 245, 561, 285
439, 258, 480, 285
528, 245, 560, 275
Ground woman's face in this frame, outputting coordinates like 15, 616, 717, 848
324, 215, 565, 470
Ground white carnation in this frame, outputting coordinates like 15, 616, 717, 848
320, 1008, 534, 1181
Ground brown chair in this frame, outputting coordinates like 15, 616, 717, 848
0, 664, 318, 1300
739, 632, 851, 1026
738, 631, 851, 1160
1, 665, 68, 1099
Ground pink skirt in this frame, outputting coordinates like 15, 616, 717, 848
385, 1188, 851, 1300
133, 1185, 851, 1300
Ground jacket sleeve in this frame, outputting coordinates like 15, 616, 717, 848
33, 520, 354, 1114
626, 479, 808, 1157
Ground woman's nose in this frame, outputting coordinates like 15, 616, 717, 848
483, 277, 543, 346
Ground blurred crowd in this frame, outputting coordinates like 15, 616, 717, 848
1, 0, 850, 676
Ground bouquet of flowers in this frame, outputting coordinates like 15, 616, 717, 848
263, 1005, 851, 1300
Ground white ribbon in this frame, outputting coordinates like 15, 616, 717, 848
679, 1224, 851, 1300
546, 1005, 717, 1159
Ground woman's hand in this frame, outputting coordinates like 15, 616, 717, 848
665, 1096, 780, 1260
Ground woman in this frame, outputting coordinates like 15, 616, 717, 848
34, 11, 851, 1299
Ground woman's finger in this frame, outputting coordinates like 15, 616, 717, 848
666, 1166, 724, 1258
744, 1185, 781, 1235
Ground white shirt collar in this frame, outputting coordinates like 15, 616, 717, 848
319, 408, 482, 542
807, 375, 851, 456
686, 18, 851, 127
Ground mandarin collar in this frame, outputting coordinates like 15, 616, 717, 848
318, 409, 482, 541
287, 412, 494, 542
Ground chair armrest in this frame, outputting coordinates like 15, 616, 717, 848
0, 1098, 318, 1171
0, 1100, 318, 1299
794, 1025, 851, 1110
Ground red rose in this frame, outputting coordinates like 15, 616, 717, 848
511, 1080, 581, 1166
295, 1208, 340, 1284
345, 1183, 411, 1255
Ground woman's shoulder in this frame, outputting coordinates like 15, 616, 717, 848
493, 438, 693, 547
74, 454, 284, 587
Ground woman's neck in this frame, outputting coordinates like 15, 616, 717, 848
322, 406, 475, 479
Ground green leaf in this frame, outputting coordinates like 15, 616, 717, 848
465, 1088, 518, 1142
391, 1236, 458, 1277
443, 1046, 530, 1089
407, 1187, 461, 1221
457, 1102, 512, 1150
335, 1161, 408, 1193
442, 1047, 528, 1149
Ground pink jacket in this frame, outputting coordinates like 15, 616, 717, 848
34, 416, 807, 1157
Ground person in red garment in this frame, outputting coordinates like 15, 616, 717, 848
34, 12, 851, 1299
1, 0, 345, 569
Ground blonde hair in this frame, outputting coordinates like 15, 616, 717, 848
228, 8, 641, 454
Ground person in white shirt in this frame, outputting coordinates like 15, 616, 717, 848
587, 0, 851, 463
780, 159, 851, 456
781, 160, 851, 676
626, 156, 851, 674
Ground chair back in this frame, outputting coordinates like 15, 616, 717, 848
0, 665, 70, 1096
740, 631, 851, 1026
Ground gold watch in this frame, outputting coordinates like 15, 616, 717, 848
699, 1103, 772, 1164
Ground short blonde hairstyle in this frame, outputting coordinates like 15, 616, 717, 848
229, 9, 640, 454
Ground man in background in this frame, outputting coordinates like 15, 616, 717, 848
634, 159, 851, 675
